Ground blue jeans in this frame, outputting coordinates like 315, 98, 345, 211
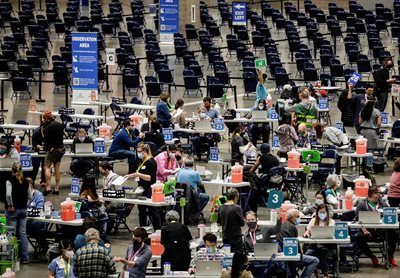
278, 243, 319, 278
109, 149, 136, 173
6, 209, 29, 261
199, 193, 209, 212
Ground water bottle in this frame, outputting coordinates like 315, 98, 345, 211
327, 79, 331, 87
216, 172, 221, 181
163, 262, 171, 276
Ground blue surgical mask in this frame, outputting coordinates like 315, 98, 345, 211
0, 149, 5, 155
137, 153, 143, 160
295, 218, 301, 225
318, 212, 327, 220
315, 199, 324, 205
258, 105, 265, 110
206, 246, 216, 254
199, 112, 206, 119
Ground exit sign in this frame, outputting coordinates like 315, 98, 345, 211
255, 59, 266, 69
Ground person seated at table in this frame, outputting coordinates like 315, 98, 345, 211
325, 174, 341, 209
141, 113, 161, 133
98, 161, 123, 212
175, 145, 185, 168
74, 217, 107, 252
78, 177, 102, 212
221, 252, 254, 278
176, 157, 210, 220
27, 177, 44, 209
303, 190, 333, 217
48, 238, 76, 278
160, 210, 192, 272
171, 98, 186, 128
156, 93, 172, 128
202, 96, 221, 119
189, 233, 227, 273
191, 106, 217, 161
250, 99, 270, 148
70, 128, 95, 179
231, 125, 254, 165
244, 210, 282, 254
313, 122, 349, 147
154, 144, 179, 183
142, 116, 165, 150
355, 186, 398, 266
303, 204, 335, 278
0, 138, 19, 159
284, 87, 318, 129
250, 143, 279, 175
297, 123, 317, 148
109, 119, 142, 174
275, 113, 298, 159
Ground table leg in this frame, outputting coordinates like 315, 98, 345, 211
336, 244, 340, 278
285, 261, 289, 278
385, 230, 389, 270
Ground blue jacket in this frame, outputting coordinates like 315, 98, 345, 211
109, 128, 141, 154
176, 167, 202, 191
156, 101, 171, 124
29, 189, 44, 209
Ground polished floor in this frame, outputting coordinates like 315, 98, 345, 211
2, 0, 400, 277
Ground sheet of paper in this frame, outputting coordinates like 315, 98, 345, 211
111, 176, 127, 186
196, 165, 206, 175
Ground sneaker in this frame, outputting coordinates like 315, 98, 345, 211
52, 190, 59, 195
371, 256, 379, 266
389, 257, 398, 267
40, 182, 46, 188
43, 190, 52, 196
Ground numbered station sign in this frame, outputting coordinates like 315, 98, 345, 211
336, 121, 344, 132
71, 178, 80, 194
267, 190, 283, 209
209, 147, 219, 162
94, 140, 105, 153
381, 112, 389, 125
214, 118, 225, 131
334, 222, 349, 239
318, 97, 329, 109
273, 135, 280, 148
163, 128, 173, 141
20, 153, 32, 168
383, 207, 397, 224
347, 72, 361, 87
269, 107, 279, 119
283, 238, 298, 256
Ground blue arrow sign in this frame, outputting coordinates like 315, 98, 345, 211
232, 2, 247, 26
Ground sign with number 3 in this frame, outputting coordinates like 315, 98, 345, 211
267, 190, 283, 209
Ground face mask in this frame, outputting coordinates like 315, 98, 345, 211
137, 153, 143, 160
175, 155, 182, 161
318, 212, 327, 220
247, 221, 257, 229
79, 137, 85, 142
64, 250, 74, 258
315, 199, 324, 205
295, 218, 301, 225
258, 105, 265, 110
199, 113, 206, 118
133, 239, 142, 249
0, 149, 6, 155
387, 64, 394, 69
206, 246, 216, 254
169, 152, 175, 159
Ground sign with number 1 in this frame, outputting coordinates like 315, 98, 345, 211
20, 154, 32, 168
383, 207, 397, 224
283, 238, 298, 256
267, 190, 283, 209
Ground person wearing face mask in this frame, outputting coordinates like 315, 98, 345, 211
231, 125, 253, 165
175, 146, 185, 168
48, 238, 76, 278
160, 210, 192, 272
284, 87, 318, 129
303, 190, 333, 217
0, 138, 18, 159
243, 210, 282, 254
249, 99, 270, 148
70, 129, 95, 179
156, 93, 172, 128
154, 144, 178, 183
303, 205, 335, 278
221, 252, 254, 278
355, 186, 397, 267
374, 58, 397, 112
109, 119, 142, 174
252, 69, 268, 109
276, 208, 319, 278
115, 227, 152, 278
324, 174, 342, 209
189, 233, 227, 273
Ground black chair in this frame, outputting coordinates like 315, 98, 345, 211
11, 76, 30, 99
145, 76, 162, 103
124, 69, 143, 96
207, 76, 224, 99
183, 69, 202, 97
60, 114, 78, 139
107, 204, 135, 234
110, 103, 130, 135
243, 71, 257, 99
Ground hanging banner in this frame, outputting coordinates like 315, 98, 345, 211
159, 0, 179, 44
72, 32, 98, 102
232, 2, 247, 26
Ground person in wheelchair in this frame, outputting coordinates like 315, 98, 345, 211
250, 143, 279, 175
70, 129, 95, 179
355, 186, 398, 267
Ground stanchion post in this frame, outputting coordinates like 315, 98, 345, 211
122, 74, 126, 102
233, 85, 238, 109
38, 70, 42, 100
65, 79, 69, 108
105, 65, 110, 91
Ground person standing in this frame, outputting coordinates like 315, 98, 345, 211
48, 238, 76, 278
115, 227, 152, 278
6, 162, 31, 264
218, 189, 245, 253
156, 93, 172, 128
275, 113, 298, 159
374, 58, 396, 112
253, 69, 268, 109
388, 158, 400, 207
284, 88, 318, 128
347, 84, 376, 132
73, 228, 116, 278
125, 143, 161, 230
160, 211, 192, 272
39, 111, 64, 195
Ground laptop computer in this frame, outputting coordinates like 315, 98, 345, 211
254, 242, 277, 257
75, 143, 93, 154
0, 158, 18, 168
252, 110, 268, 120
310, 226, 334, 239
195, 261, 221, 277
358, 211, 381, 224
194, 120, 211, 131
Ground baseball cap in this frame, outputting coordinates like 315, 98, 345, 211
260, 143, 270, 154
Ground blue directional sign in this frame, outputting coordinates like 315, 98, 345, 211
318, 97, 329, 109
381, 112, 389, 125
334, 222, 349, 239
163, 128, 173, 141
336, 121, 343, 132
347, 72, 361, 87
159, 0, 179, 42
267, 190, 283, 209
71, 32, 98, 102
383, 207, 397, 224
283, 238, 298, 256
71, 178, 80, 194
94, 140, 105, 153
232, 2, 247, 26
209, 147, 219, 162
20, 154, 32, 169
